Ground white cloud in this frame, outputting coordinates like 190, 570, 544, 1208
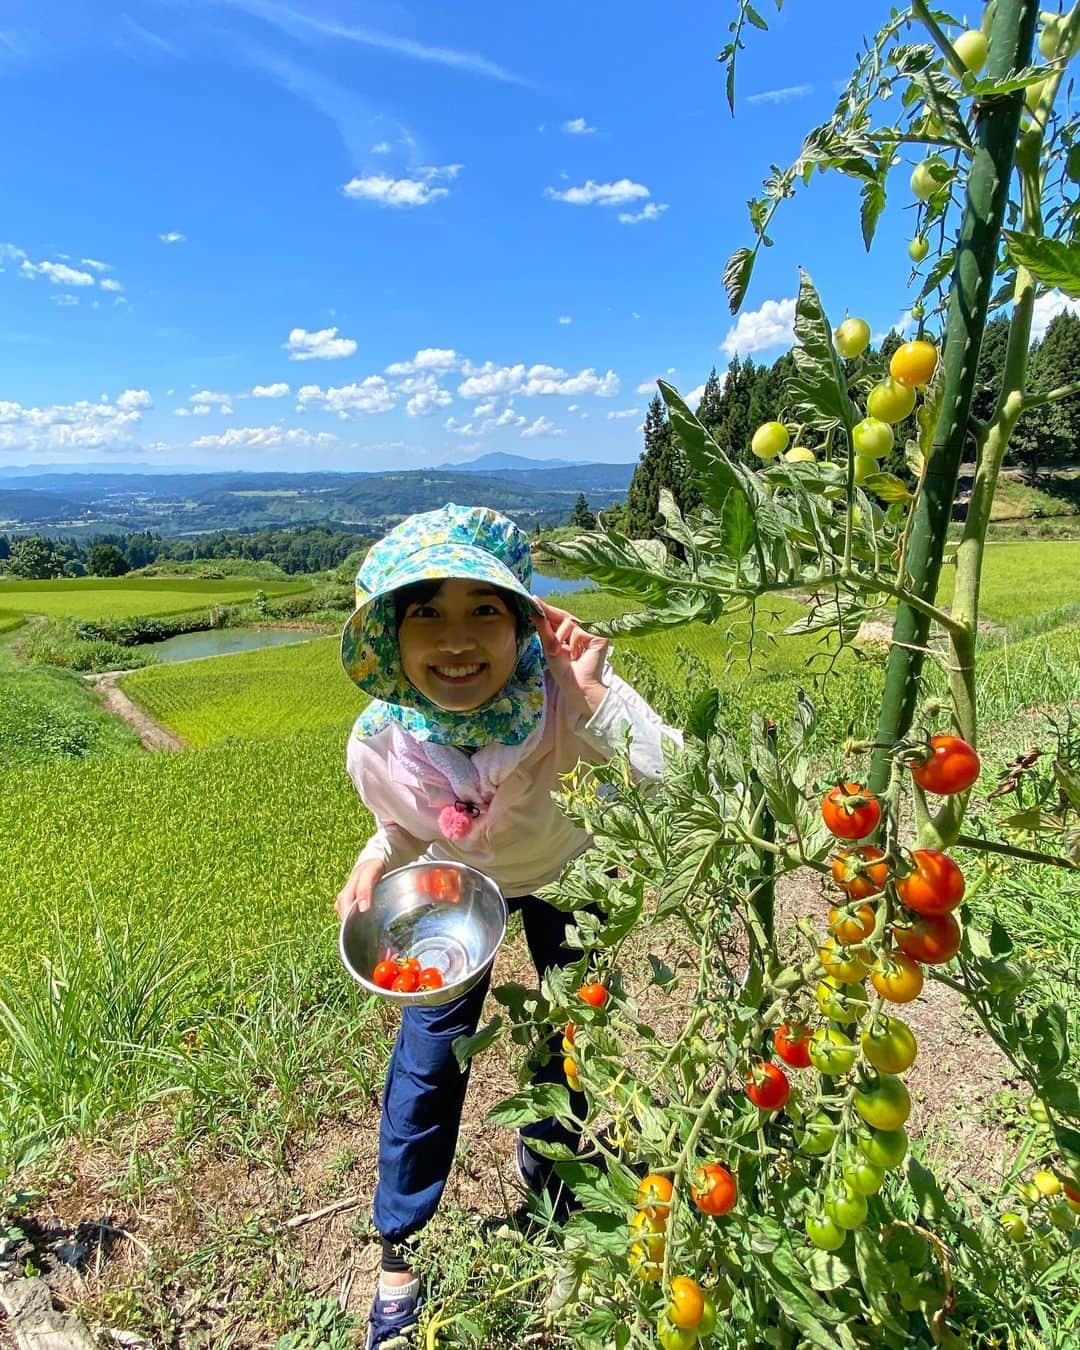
190, 426, 339, 450
296, 377, 394, 417
158, 231, 186, 243
80, 257, 110, 272
457, 362, 619, 399
406, 386, 454, 417
342, 164, 459, 208
21, 259, 96, 286
189, 389, 233, 407
685, 383, 706, 407
558, 315, 572, 325
606, 407, 641, 420
385, 347, 460, 375
100, 277, 124, 293
116, 388, 152, 411
284, 326, 358, 361
1030, 288, 1080, 342
0, 394, 146, 451
545, 178, 650, 207
618, 202, 668, 225
562, 116, 597, 135
720, 296, 797, 356
636, 378, 659, 394
521, 415, 566, 439
191, 404, 213, 416
251, 382, 290, 398
172, 408, 191, 418
51, 294, 80, 307
0, 243, 27, 265
444, 406, 526, 436
371, 140, 392, 153
473, 400, 496, 417
746, 84, 813, 105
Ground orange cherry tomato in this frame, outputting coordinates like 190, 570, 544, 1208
666, 1276, 705, 1330
578, 982, 609, 1008
829, 903, 876, 945
417, 967, 444, 991
691, 1163, 737, 1216
821, 783, 882, 841
870, 951, 924, 1003
636, 1173, 674, 1222
910, 734, 981, 795
893, 911, 962, 965
895, 850, 965, 915
831, 845, 889, 900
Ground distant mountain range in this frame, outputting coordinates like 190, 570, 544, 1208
0, 461, 637, 538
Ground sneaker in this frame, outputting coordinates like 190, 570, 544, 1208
366, 1284, 422, 1349
515, 1135, 580, 1222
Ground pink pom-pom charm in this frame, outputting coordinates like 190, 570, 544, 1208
438, 800, 477, 841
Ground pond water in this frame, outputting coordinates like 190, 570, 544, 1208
143, 571, 593, 664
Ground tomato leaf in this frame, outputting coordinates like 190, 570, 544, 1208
789, 270, 860, 434
859, 175, 886, 252
1025, 1005, 1069, 1076
720, 485, 759, 562
647, 954, 676, 987
1003, 231, 1080, 298
804, 1247, 858, 1293
451, 1015, 503, 1070
854, 1227, 907, 1333
655, 488, 700, 570
861, 471, 913, 503
723, 245, 755, 313
685, 687, 721, 744
487, 1083, 572, 1128
906, 1156, 956, 1226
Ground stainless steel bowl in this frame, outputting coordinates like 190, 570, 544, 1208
339, 861, 508, 1008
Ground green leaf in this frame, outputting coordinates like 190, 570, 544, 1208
720, 485, 758, 561
859, 176, 886, 252
686, 687, 721, 744
862, 471, 913, 503
1053, 756, 1080, 811
487, 1083, 571, 1128
1025, 1005, 1069, 1076
452, 1015, 503, 1069
854, 1227, 906, 1333
745, 4, 769, 31
906, 1157, 955, 1226
749, 713, 801, 827
1003, 232, 1080, 298
656, 488, 700, 569
647, 954, 677, 987
788, 270, 860, 433
804, 1246, 857, 1292
970, 65, 1054, 98
659, 380, 748, 513
724, 246, 755, 313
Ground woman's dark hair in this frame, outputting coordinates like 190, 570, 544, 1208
392, 578, 528, 638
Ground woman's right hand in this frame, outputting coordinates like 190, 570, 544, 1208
335, 858, 386, 920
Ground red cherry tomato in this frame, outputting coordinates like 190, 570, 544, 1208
391, 968, 420, 993
821, 783, 882, 841
774, 1023, 813, 1070
895, 850, 965, 915
691, 1163, 738, 1216
831, 845, 889, 900
578, 982, 609, 1008
417, 967, 444, 991
893, 911, 962, 964
396, 956, 421, 975
745, 1062, 791, 1111
910, 735, 981, 795
372, 959, 399, 990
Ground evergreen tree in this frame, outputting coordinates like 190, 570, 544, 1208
568, 493, 597, 529
972, 314, 1010, 426
87, 543, 130, 577
1010, 310, 1080, 476
625, 395, 670, 537
696, 367, 725, 433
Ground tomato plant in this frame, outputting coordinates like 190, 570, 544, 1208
750, 420, 789, 459
861, 1016, 918, 1074
830, 845, 889, 900
577, 982, 609, 1008
889, 338, 939, 387
666, 1276, 705, 1330
892, 911, 962, 965
835, 316, 871, 358
828, 901, 876, 944
870, 951, 925, 1003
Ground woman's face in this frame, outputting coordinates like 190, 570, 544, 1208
397, 577, 520, 712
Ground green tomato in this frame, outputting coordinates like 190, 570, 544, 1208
658, 1318, 698, 1350
999, 1211, 1027, 1242
907, 236, 929, 264
866, 378, 916, 425
859, 1127, 909, 1170
1027, 1096, 1050, 1125
784, 445, 816, 464
843, 1159, 886, 1196
815, 978, 869, 1024
825, 1181, 869, 1230
852, 416, 895, 459
835, 318, 871, 359
910, 157, 950, 201
853, 455, 878, 487
697, 1296, 718, 1338
854, 1074, 912, 1131
861, 1016, 918, 1074
953, 29, 988, 73
805, 1212, 847, 1251
796, 1111, 839, 1156
1015, 1180, 1042, 1205
1048, 1201, 1076, 1232
751, 421, 789, 459
808, 1026, 858, 1075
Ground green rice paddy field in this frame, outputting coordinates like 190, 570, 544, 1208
0, 575, 309, 624
1, 540, 1078, 990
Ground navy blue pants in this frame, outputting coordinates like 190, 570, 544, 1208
373, 893, 586, 1243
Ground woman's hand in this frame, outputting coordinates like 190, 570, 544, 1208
335, 858, 386, 920
531, 597, 610, 720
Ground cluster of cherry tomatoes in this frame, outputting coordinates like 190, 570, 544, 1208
749, 320, 938, 489
370, 953, 445, 993
1003, 1166, 1080, 1243
562, 982, 610, 1091
626, 1173, 727, 1347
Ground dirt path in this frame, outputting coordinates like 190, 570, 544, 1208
83, 671, 188, 752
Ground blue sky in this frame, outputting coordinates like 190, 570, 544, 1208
0, 1, 1072, 474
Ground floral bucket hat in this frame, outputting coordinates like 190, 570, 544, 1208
341, 503, 546, 746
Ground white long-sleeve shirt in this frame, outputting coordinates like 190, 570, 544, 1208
346, 671, 682, 898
